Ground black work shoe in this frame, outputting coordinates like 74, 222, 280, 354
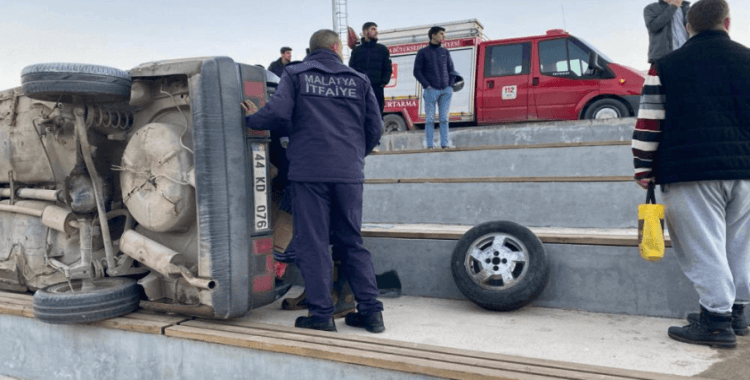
670, 307, 736, 348
295, 316, 337, 332
686, 304, 749, 336
345, 311, 385, 333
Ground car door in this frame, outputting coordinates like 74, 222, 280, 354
477, 42, 531, 124
533, 38, 600, 120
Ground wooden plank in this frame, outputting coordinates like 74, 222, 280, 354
361, 223, 672, 247
195, 320, 694, 380
0, 301, 33, 318
0, 295, 34, 307
171, 321, 697, 380
120, 310, 192, 325
0, 291, 33, 304
93, 317, 172, 335
372, 140, 631, 156
366, 176, 633, 185
166, 324, 558, 380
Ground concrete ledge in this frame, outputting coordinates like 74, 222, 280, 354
0, 307, 706, 380
0, 314, 438, 380
366, 144, 633, 179
364, 237, 698, 319
377, 118, 636, 152
363, 182, 653, 229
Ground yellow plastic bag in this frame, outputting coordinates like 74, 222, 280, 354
638, 182, 665, 262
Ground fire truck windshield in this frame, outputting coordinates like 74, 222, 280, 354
575, 37, 614, 63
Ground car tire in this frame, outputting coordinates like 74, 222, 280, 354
451, 221, 550, 311
21, 63, 131, 104
583, 98, 630, 120
33, 277, 140, 324
383, 114, 407, 133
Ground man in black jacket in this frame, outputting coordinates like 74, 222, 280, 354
349, 22, 392, 114
414, 26, 455, 149
268, 47, 292, 78
632, 0, 750, 349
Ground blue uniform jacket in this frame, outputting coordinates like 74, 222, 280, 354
245, 49, 383, 183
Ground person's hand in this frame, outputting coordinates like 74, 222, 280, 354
240, 100, 258, 116
669, 0, 683, 7
636, 178, 653, 189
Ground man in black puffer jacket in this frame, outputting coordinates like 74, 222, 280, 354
414, 26, 456, 149
349, 22, 392, 114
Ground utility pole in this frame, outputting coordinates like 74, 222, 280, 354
332, 0, 351, 61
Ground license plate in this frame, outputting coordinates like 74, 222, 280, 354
251, 143, 270, 233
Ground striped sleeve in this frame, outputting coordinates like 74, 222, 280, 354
632, 65, 664, 180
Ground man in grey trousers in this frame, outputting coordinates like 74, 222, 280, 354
644, 0, 691, 62
632, 0, 750, 349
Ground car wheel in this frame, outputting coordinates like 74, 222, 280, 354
451, 221, 550, 311
33, 277, 140, 324
583, 98, 629, 120
383, 114, 407, 133
21, 63, 132, 104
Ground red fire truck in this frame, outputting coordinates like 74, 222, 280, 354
380, 20, 645, 132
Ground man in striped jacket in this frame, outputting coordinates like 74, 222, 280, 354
632, 0, 750, 349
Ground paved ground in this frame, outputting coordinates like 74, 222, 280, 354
245, 286, 747, 379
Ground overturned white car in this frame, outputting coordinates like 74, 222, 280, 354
0, 57, 286, 323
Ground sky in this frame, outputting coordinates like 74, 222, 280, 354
1, 0, 749, 91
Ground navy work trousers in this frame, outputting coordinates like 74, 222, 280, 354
290, 181, 382, 320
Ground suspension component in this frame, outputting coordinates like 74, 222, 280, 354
84, 105, 134, 132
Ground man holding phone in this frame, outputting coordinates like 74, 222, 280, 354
644, 0, 691, 62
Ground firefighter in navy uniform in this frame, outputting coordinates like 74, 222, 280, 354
242, 29, 385, 333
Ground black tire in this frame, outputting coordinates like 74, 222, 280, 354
33, 277, 140, 324
583, 98, 630, 120
451, 221, 549, 311
383, 114, 407, 133
21, 63, 131, 104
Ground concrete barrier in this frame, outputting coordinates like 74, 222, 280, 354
377, 118, 636, 151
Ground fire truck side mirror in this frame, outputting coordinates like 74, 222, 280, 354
585, 51, 604, 76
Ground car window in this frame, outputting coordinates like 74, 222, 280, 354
484, 43, 530, 78
539, 39, 569, 76
568, 41, 589, 76
539, 38, 594, 78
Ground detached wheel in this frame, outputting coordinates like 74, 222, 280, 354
21, 63, 131, 104
451, 221, 549, 311
583, 98, 629, 120
33, 277, 140, 324
383, 114, 407, 133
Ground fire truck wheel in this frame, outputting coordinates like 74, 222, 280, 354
33, 277, 140, 324
21, 63, 131, 104
583, 98, 630, 120
451, 221, 549, 311
383, 114, 407, 133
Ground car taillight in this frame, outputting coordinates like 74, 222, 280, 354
253, 237, 273, 255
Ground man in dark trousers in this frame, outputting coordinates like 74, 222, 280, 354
414, 26, 456, 149
268, 47, 292, 77
644, 0, 691, 63
242, 29, 385, 333
632, 0, 750, 349
349, 22, 392, 114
